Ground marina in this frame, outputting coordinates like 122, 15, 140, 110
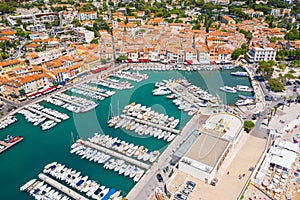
0, 68, 253, 200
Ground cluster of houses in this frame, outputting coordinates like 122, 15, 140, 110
0, 1, 299, 101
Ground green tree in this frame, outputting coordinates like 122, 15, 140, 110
231, 48, 244, 60
71, 18, 81, 27
285, 28, 300, 41
257, 61, 274, 80
268, 78, 285, 92
244, 121, 255, 133
93, 17, 110, 32
277, 63, 287, 71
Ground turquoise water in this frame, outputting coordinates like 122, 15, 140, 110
0, 68, 251, 199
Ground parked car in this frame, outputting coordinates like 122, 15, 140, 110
184, 184, 194, 191
186, 181, 196, 187
265, 96, 272, 101
156, 173, 163, 182
174, 193, 187, 200
211, 178, 218, 186
181, 189, 190, 196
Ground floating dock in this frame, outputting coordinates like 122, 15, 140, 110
38, 173, 89, 200
82, 140, 150, 169
121, 115, 181, 134
25, 107, 61, 123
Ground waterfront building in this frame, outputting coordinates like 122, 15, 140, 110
247, 46, 276, 63
178, 113, 244, 184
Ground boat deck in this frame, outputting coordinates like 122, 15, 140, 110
38, 173, 89, 200
25, 107, 61, 123
83, 140, 150, 169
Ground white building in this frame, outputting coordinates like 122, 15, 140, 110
247, 47, 276, 63
75, 28, 95, 43
178, 113, 244, 184
77, 11, 97, 21
179, 133, 231, 183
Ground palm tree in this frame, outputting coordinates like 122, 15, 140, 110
289, 95, 293, 107
267, 116, 272, 126
273, 105, 278, 116
270, 108, 274, 116
283, 96, 286, 110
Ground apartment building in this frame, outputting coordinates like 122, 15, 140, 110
77, 11, 97, 21
247, 46, 276, 63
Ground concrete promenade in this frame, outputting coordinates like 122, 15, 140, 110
83, 140, 150, 169
38, 173, 89, 200
126, 114, 201, 199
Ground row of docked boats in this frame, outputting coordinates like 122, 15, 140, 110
122, 102, 180, 129
44, 96, 82, 113
70, 141, 111, 164
28, 104, 69, 121
157, 79, 219, 115
76, 83, 115, 97
112, 70, 149, 82
108, 115, 177, 142
0, 115, 17, 130
70, 139, 145, 182
130, 64, 218, 71
17, 109, 58, 130
103, 158, 144, 182
20, 179, 71, 200
69, 88, 105, 101
53, 93, 98, 113
219, 85, 254, 94
90, 77, 133, 90
43, 162, 123, 200
88, 133, 160, 163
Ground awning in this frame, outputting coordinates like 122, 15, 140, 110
138, 58, 149, 63
185, 60, 193, 65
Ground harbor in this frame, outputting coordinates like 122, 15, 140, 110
0, 68, 253, 200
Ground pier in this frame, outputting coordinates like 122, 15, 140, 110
38, 173, 89, 200
25, 106, 61, 123
52, 94, 85, 108
82, 140, 150, 169
166, 82, 202, 109
120, 115, 181, 134
73, 85, 109, 98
